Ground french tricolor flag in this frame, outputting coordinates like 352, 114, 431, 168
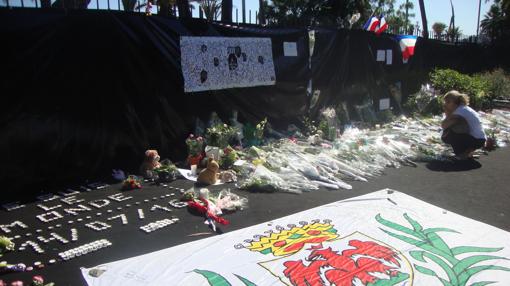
363, 16, 380, 32
375, 14, 388, 35
396, 35, 418, 63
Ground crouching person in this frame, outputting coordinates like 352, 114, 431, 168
441, 90, 486, 160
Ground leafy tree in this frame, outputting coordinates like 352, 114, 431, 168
447, 26, 462, 41
264, 0, 370, 27
199, 0, 221, 21
432, 22, 447, 38
368, 0, 415, 34
390, 1, 415, 34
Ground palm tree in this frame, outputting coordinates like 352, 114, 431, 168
221, 0, 233, 22
432, 22, 447, 39
199, 0, 221, 21
481, 0, 510, 42
447, 26, 462, 42
481, 1, 505, 41
355, 0, 371, 24
418, 0, 428, 38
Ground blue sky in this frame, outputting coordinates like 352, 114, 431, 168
397, 0, 492, 35
2, 0, 493, 35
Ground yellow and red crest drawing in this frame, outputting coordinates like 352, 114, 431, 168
238, 220, 413, 286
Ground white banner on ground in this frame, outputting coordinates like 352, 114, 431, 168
180, 37, 276, 93
82, 189, 510, 286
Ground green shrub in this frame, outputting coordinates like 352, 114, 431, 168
318, 119, 329, 138
376, 109, 395, 123
477, 68, 510, 100
300, 116, 318, 136
430, 68, 490, 110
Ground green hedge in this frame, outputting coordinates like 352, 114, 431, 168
429, 68, 510, 110
478, 69, 510, 101
429, 69, 489, 110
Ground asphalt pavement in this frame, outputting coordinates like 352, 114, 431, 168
0, 147, 508, 285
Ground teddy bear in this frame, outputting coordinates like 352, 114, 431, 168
197, 157, 219, 185
140, 149, 162, 178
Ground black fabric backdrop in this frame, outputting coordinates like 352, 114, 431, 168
0, 8, 507, 200
0, 9, 309, 200
310, 28, 399, 116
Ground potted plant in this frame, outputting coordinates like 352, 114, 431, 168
219, 146, 238, 169
186, 134, 204, 166
153, 159, 179, 182
205, 124, 235, 149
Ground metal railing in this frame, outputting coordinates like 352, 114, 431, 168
0, 2, 480, 43
387, 26, 479, 44
0, 0, 262, 24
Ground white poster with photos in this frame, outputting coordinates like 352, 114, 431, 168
180, 36, 276, 93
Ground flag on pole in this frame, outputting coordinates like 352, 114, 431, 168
375, 14, 388, 35
396, 35, 417, 63
363, 16, 380, 32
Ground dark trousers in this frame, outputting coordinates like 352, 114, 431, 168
442, 129, 486, 155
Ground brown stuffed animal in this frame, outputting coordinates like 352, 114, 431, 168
140, 149, 162, 178
197, 157, 219, 185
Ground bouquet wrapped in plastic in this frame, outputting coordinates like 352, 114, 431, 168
235, 109, 510, 194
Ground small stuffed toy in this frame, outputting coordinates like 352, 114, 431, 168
140, 149, 162, 178
197, 158, 219, 185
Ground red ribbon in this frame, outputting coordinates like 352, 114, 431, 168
188, 198, 229, 225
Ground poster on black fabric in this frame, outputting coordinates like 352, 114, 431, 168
180, 37, 276, 93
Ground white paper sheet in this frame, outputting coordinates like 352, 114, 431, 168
386, 49, 393, 65
376, 49, 385, 62
379, 98, 390, 110
82, 189, 510, 286
283, 42, 298, 57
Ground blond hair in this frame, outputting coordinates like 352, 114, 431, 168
444, 90, 470, 106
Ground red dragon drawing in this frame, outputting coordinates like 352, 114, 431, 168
282, 240, 403, 286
